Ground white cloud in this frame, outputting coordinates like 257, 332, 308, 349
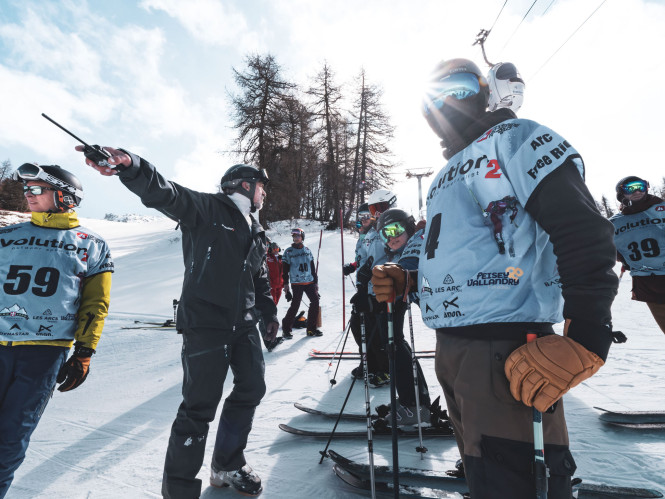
139, 0, 262, 52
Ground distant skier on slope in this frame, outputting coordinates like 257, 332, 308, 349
371, 58, 620, 498
281, 228, 322, 338
79, 148, 278, 498
0, 163, 113, 499
610, 176, 665, 334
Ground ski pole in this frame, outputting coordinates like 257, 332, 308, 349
340, 208, 346, 332
407, 300, 427, 458
527, 332, 549, 499
386, 301, 399, 498
318, 376, 357, 464
361, 311, 377, 498
172, 299, 179, 325
329, 318, 352, 386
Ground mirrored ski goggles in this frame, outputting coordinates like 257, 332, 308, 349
426, 72, 480, 111
379, 221, 407, 242
291, 230, 303, 238
355, 212, 372, 227
23, 185, 56, 196
620, 180, 648, 195
369, 200, 395, 216
13, 162, 46, 181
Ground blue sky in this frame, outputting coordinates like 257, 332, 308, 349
1, 0, 664, 218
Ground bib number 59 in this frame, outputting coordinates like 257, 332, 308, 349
3, 265, 60, 297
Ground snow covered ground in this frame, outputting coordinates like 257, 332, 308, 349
5, 214, 665, 498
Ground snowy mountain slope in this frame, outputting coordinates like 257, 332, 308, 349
6, 215, 665, 498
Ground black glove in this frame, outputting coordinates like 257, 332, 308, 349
265, 322, 279, 342
57, 344, 95, 392
285, 289, 293, 302
343, 263, 357, 276
350, 289, 372, 313
356, 256, 374, 287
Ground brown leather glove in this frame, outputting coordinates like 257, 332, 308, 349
371, 263, 410, 303
504, 334, 604, 412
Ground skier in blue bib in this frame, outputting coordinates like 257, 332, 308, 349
371, 58, 620, 498
0, 163, 113, 498
281, 228, 322, 338
610, 176, 665, 334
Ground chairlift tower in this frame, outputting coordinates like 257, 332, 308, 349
405, 168, 434, 216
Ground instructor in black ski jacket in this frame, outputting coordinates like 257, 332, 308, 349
79, 146, 278, 498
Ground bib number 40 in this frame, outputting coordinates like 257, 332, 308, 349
3, 265, 60, 297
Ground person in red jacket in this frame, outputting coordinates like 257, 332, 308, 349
266, 242, 284, 304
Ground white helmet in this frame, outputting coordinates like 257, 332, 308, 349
487, 62, 524, 112
367, 189, 397, 215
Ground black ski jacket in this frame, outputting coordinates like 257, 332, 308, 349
117, 151, 278, 332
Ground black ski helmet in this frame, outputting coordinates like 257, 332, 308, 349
422, 58, 489, 150
14, 163, 84, 212
377, 208, 416, 239
615, 176, 649, 203
220, 164, 269, 212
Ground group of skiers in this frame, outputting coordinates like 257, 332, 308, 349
1, 54, 664, 499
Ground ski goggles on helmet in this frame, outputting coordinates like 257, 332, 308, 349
427, 73, 481, 111
369, 201, 393, 216
23, 185, 56, 196
620, 180, 648, 195
379, 221, 407, 242
13, 163, 83, 199
291, 229, 303, 238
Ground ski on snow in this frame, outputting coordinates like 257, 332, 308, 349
595, 407, 665, 429
121, 319, 177, 330
309, 350, 435, 360
278, 423, 454, 439
294, 402, 375, 421
329, 450, 664, 499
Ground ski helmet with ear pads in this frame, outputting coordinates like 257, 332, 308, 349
487, 62, 524, 112
422, 58, 489, 142
615, 176, 649, 202
291, 227, 305, 240
14, 163, 83, 212
367, 189, 397, 215
377, 209, 416, 239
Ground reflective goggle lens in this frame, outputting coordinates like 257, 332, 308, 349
17, 163, 42, 178
291, 230, 302, 237
380, 222, 406, 242
23, 185, 54, 195
621, 181, 647, 195
369, 202, 391, 216
427, 73, 480, 111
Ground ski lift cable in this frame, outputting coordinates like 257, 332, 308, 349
499, 0, 541, 55
530, 0, 608, 80
542, 0, 557, 15
489, 0, 510, 32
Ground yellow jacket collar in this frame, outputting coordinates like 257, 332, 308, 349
31, 211, 80, 229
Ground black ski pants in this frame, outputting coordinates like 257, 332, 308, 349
162, 324, 266, 499
282, 283, 319, 333
350, 302, 387, 374
375, 301, 431, 408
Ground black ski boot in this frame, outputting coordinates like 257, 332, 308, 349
210, 463, 262, 496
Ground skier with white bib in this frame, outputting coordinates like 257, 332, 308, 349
0, 163, 113, 498
610, 176, 665, 334
371, 58, 619, 497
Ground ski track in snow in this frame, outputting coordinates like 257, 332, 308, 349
6, 216, 665, 498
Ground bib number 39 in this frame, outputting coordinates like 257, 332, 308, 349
3, 265, 60, 297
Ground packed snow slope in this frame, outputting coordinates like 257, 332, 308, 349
6, 215, 665, 498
